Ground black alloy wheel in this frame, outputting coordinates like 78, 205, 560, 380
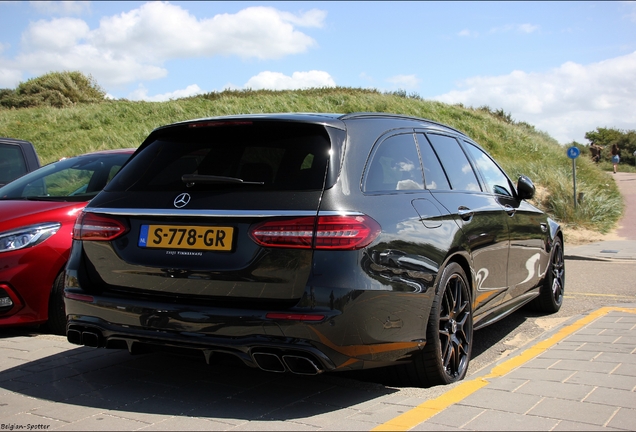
434, 263, 473, 382
530, 236, 565, 313
398, 262, 473, 387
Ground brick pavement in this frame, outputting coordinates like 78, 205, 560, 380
377, 305, 636, 431
0, 304, 634, 430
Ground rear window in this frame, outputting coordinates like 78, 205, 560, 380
0, 153, 129, 201
364, 133, 424, 192
425, 134, 481, 192
0, 144, 27, 185
107, 122, 334, 192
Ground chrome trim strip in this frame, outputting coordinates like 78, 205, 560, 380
85, 208, 363, 218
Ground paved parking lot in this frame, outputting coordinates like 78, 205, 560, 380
1, 303, 635, 431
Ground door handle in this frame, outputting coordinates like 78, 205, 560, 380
458, 206, 474, 221
504, 204, 516, 217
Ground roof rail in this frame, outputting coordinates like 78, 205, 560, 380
339, 112, 467, 137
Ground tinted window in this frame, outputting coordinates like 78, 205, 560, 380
0, 153, 129, 200
0, 144, 27, 185
426, 134, 481, 192
365, 134, 424, 192
107, 122, 332, 192
416, 134, 450, 190
465, 143, 513, 196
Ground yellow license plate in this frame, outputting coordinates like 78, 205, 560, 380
139, 224, 234, 251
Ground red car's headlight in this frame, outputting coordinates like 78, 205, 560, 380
0, 222, 61, 253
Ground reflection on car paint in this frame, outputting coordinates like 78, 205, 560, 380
518, 253, 542, 286
474, 267, 489, 290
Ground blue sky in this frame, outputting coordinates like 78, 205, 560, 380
1, 1, 635, 144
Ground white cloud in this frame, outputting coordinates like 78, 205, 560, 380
433, 51, 636, 143
244, 70, 336, 90
9, 2, 326, 88
89, 3, 323, 61
128, 84, 204, 102
279, 9, 327, 27
386, 74, 420, 89
30, 1, 90, 15
0, 67, 22, 88
21, 18, 89, 51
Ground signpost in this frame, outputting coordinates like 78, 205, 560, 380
567, 146, 581, 208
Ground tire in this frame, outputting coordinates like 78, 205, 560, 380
46, 271, 67, 336
391, 262, 473, 387
530, 236, 565, 314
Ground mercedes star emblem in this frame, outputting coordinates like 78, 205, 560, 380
173, 192, 191, 208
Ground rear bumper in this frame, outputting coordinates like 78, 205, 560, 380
64, 286, 433, 374
66, 317, 338, 374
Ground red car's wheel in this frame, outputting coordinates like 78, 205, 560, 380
46, 271, 66, 336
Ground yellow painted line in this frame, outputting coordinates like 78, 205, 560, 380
372, 379, 489, 431
373, 306, 636, 431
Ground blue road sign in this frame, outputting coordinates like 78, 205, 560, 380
567, 146, 581, 159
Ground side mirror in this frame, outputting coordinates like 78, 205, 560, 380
517, 175, 535, 200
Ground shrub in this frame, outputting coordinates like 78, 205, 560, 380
0, 71, 105, 108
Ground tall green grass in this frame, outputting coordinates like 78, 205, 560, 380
0, 87, 623, 232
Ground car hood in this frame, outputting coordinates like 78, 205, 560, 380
0, 200, 87, 231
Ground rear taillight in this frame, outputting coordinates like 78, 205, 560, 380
73, 212, 128, 241
250, 217, 315, 249
250, 215, 380, 250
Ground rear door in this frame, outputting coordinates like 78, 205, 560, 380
463, 141, 549, 302
82, 120, 342, 303
417, 133, 511, 320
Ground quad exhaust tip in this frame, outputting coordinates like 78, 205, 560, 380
282, 355, 322, 375
67, 328, 102, 348
252, 351, 323, 375
252, 352, 286, 373
67, 327, 325, 376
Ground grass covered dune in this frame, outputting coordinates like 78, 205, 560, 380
0, 87, 623, 233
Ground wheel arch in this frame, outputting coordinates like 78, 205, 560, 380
436, 251, 474, 302
547, 217, 563, 253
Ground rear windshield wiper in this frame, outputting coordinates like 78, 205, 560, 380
181, 174, 264, 186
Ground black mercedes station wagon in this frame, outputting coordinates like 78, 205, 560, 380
65, 113, 564, 387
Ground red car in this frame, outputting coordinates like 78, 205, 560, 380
0, 149, 134, 334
